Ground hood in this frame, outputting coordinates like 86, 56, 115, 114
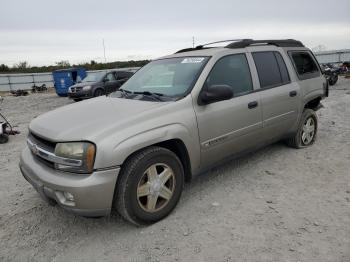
29, 97, 170, 142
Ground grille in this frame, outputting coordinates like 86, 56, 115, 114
29, 132, 56, 152
28, 132, 57, 168
34, 153, 55, 169
70, 87, 83, 93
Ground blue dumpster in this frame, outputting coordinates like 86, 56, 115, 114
53, 68, 87, 96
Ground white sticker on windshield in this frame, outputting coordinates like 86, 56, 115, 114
181, 57, 205, 64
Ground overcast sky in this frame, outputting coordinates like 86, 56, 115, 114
1, 0, 349, 66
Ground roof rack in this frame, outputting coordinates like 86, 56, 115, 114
195, 39, 251, 49
175, 39, 304, 53
175, 39, 252, 54
225, 39, 304, 48
175, 47, 203, 54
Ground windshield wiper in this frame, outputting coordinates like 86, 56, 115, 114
118, 88, 132, 98
133, 91, 165, 101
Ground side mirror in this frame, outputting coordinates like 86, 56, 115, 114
103, 78, 110, 82
199, 84, 234, 105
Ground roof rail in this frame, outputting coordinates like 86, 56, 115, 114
175, 39, 304, 54
195, 39, 252, 49
175, 39, 253, 53
226, 39, 304, 48
175, 47, 202, 54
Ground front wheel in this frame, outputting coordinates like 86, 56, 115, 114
114, 147, 184, 226
286, 109, 318, 148
93, 88, 105, 97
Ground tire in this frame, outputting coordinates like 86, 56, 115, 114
114, 146, 184, 226
73, 98, 82, 102
286, 109, 318, 148
0, 134, 9, 144
94, 88, 105, 97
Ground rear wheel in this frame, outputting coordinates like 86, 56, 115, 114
94, 88, 105, 97
286, 109, 318, 148
114, 147, 184, 226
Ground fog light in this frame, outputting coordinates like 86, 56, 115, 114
63, 191, 74, 202
55, 191, 76, 207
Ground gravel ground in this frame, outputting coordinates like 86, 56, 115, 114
1, 78, 350, 262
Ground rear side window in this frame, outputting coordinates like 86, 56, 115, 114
252, 51, 290, 89
116, 72, 131, 80
206, 54, 253, 97
289, 51, 320, 80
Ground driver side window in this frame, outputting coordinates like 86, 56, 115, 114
106, 73, 116, 81
206, 54, 253, 97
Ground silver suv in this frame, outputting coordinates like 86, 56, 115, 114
19, 39, 328, 225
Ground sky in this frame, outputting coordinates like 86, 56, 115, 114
0, 0, 350, 66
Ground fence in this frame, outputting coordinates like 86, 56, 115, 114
314, 49, 350, 64
0, 72, 54, 92
0, 68, 140, 92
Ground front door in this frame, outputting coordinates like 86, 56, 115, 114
194, 53, 263, 168
104, 72, 119, 94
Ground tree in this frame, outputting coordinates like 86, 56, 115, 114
55, 60, 70, 67
0, 64, 9, 72
14, 61, 29, 70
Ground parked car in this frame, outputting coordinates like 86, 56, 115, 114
68, 69, 135, 101
20, 39, 328, 225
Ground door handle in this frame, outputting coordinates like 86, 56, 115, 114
248, 101, 258, 109
289, 90, 297, 97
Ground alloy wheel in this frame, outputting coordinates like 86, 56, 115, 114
137, 163, 176, 213
301, 117, 315, 145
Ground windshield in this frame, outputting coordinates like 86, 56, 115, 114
82, 72, 105, 82
120, 57, 209, 98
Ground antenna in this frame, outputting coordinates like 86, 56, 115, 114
102, 38, 107, 63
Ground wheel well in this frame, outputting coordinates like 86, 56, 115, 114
94, 88, 104, 94
121, 139, 192, 182
154, 139, 192, 182
304, 97, 321, 111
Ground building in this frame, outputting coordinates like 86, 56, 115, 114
314, 49, 350, 64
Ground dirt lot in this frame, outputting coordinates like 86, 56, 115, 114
1, 78, 350, 262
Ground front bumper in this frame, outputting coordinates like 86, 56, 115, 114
68, 90, 93, 99
19, 147, 120, 217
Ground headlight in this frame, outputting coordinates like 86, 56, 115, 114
82, 85, 91, 91
54, 142, 96, 173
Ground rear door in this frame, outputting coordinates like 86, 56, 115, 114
251, 51, 301, 140
194, 53, 263, 167
288, 51, 324, 102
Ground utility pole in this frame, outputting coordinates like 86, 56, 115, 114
102, 38, 107, 63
